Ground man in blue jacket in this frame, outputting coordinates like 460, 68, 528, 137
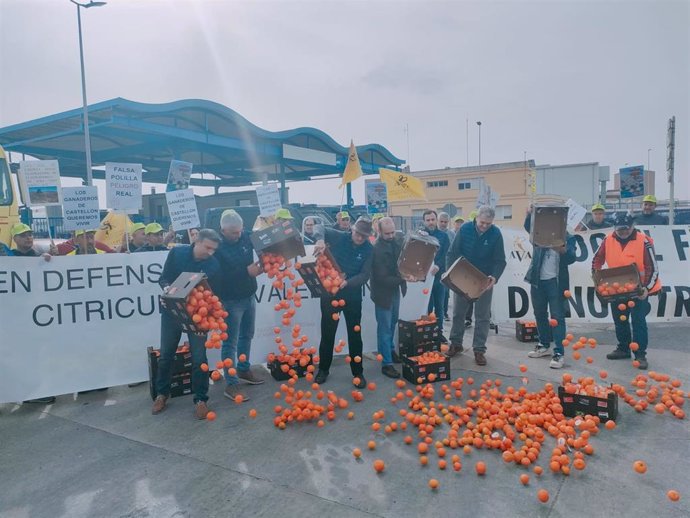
446, 206, 506, 365
313, 217, 374, 388
523, 210, 577, 369
152, 229, 222, 419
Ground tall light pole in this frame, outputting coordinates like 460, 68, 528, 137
647, 148, 651, 171
70, 0, 106, 186
476, 121, 482, 166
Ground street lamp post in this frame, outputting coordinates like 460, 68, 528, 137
476, 121, 482, 166
70, 0, 106, 187
647, 148, 651, 171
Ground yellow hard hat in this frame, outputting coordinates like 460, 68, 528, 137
130, 222, 146, 233
275, 208, 293, 220
642, 195, 657, 204
591, 203, 605, 212
145, 223, 164, 234
10, 223, 32, 237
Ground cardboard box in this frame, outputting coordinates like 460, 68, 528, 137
398, 319, 441, 348
530, 205, 568, 248
159, 272, 211, 333
268, 355, 313, 381
250, 220, 306, 261
397, 233, 439, 282
402, 356, 451, 385
148, 346, 194, 400
593, 264, 643, 303
296, 248, 343, 298
515, 320, 539, 342
441, 257, 488, 302
558, 385, 618, 422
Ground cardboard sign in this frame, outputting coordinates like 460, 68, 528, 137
61, 186, 101, 231
165, 188, 200, 231
366, 181, 388, 214
256, 183, 282, 217
565, 198, 587, 231
18, 160, 62, 206
105, 162, 142, 212
166, 160, 193, 191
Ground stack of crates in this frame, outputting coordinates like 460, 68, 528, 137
397, 318, 450, 385
147, 345, 193, 400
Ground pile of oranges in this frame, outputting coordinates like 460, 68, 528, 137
185, 285, 229, 336
314, 253, 345, 296
414, 313, 438, 326
596, 281, 638, 297
407, 351, 447, 366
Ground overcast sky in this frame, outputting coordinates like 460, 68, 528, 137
1, 0, 688, 206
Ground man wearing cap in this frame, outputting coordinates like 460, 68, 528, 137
8, 223, 53, 260
587, 204, 613, 230
592, 213, 660, 370
57, 232, 113, 255
215, 209, 265, 402
634, 195, 669, 225
66, 230, 106, 255
313, 216, 374, 387
152, 228, 223, 419
334, 211, 351, 231
133, 223, 169, 252
126, 222, 147, 250
421, 210, 450, 329
275, 208, 293, 222
446, 206, 507, 365
452, 215, 464, 234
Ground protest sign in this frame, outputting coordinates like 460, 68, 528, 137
256, 183, 282, 217
105, 162, 142, 212
166, 160, 193, 191
61, 186, 100, 231
565, 198, 588, 231
165, 188, 200, 231
366, 181, 388, 214
18, 160, 62, 206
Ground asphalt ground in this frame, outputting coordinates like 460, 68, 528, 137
1, 320, 689, 518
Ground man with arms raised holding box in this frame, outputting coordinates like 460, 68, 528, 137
446, 206, 506, 365
152, 229, 222, 419
592, 213, 660, 370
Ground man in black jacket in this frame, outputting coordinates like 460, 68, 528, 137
152, 229, 222, 419
370, 217, 415, 378
314, 217, 373, 387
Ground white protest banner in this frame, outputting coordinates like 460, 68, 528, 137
565, 198, 587, 231
166, 160, 193, 191
165, 188, 200, 231
18, 160, 62, 206
61, 186, 100, 231
493, 226, 690, 323
105, 162, 142, 212
256, 183, 282, 217
0, 250, 433, 402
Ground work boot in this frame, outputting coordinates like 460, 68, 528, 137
315, 370, 328, 384
446, 344, 464, 358
635, 356, 649, 370
224, 385, 249, 402
238, 369, 265, 385
381, 365, 401, 379
353, 375, 367, 389
606, 348, 632, 360
474, 351, 487, 366
151, 395, 168, 415
195, 401, 209, 420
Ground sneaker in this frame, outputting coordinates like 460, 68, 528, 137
353, 375, 367, 389
391, 351, 402, 364
465, 319, 472, 328
446, 344, 464, 358
474, 351, 487, 366
381, 365, 401, 379
224, 385, 250, 402
195, 401, 209, 420
151, 395, 168, 415
549, 354, 564, 369
24, 396, 56, 404
635, 356, 648, 370
315, 370, 328, 384
238, 370, 265, 385
528, 345, 551, 358
606, 348, 632, 360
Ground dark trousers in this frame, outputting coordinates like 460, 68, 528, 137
319, 296, 364, 376
612, 297, 651, 357
427, 275, 445, 318
531, 278, 566, 355
443, 284, 450, 317
156, 311, 209, 403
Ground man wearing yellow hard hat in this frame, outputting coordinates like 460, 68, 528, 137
334, 210, 351, 231
133, 223, 169, 252
587, 203, 613, 230
634, 194, 669, 225
67, 230, 105, 255
274, 208, 293, 221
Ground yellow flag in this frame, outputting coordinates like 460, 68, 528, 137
379, 168, 427, 201
340, 140, 363, 187
95, 211, 133, 250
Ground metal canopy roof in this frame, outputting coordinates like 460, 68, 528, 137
0, 98, 403, 187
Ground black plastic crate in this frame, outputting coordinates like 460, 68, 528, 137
515, 320, 539, 342
399, 340, 441, 358
402, 356, 451, 385
558, 385, 618, 422
148, 346, 194, 400
159, 273, 213, 333
398, 319, 441, 348
268, 355, 313, 381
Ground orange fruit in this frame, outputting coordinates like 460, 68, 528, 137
605, 420, 616, 430
475, 461, 486, 476
620, 315, 627, 321
234, 394, 244, 404
248, 408, 257, 418
520, 474, 529, 485
633, 460, 647, 474
537, 489, 549, 503
563, 290, 571, 298
352, 448, 362, 458
667, 490, 680, 502
423, 288, 429, 294
368, 440, 376, 450
373, 459, 385, 473
533, 466, 543, 476
354, 325, 361, 332
428, 478, 440, 489
519, 364, 528, 373
206, 411, 217, 421
200, 363, 209, 372
630, 342, 639, 352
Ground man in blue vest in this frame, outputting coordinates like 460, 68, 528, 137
446, 206, 506, 365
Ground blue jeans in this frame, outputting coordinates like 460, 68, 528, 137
427, 275, 445, 320
612, 297, 651, 357
156, 311, 208, 403
221, 296, 256, 386
375, 290, 400, 366
531, 278, 566, 356
450, 288, 493, 353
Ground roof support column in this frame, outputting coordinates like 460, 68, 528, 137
279, 163, 287, 205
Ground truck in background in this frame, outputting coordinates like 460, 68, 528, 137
0, 145, 20, 247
